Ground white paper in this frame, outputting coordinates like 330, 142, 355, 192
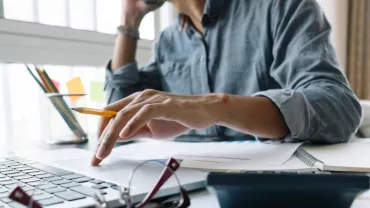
304, 142, 370, 169
110, 140, 302, 166
180, 156, 317, 172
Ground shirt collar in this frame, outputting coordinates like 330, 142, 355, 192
177, 0, 228, 31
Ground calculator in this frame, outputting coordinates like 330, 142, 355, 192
206, 171, 370, 208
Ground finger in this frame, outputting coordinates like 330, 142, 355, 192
117, 125, 152, 141
105, 91, 141, 111
96, 96, 163, 161
120, 103, 167, 139
98, 92, 140, 136
110, 101, 162, 139
124, 90, 161, 108
146, 120, 189, 139
95, 105, 142, 160
91, 119, 114, 166
97, 117, 112, 138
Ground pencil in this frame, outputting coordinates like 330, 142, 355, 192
35, 68, 53, 92
41, 68, 87, 137
41, 69, 59, 93
26, 65, 87, 138
25, 65, 47, 93
71, 107, 117, 118
33, 67, 85, 137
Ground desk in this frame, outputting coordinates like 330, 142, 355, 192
9, 138, 370, 208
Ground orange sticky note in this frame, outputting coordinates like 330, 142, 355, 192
66, 77, 85, 102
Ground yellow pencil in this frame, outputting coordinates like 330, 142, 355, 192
71, 107, 117, 118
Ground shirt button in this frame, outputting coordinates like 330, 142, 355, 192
200, 55, 205, 62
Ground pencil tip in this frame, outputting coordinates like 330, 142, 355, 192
70, 108, 80, 112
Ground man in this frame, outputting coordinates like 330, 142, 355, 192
91, 0, 362, 166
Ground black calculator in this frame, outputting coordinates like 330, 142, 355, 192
206, 171, 370, 208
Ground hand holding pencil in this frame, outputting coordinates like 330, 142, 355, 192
75, 90, 222, 166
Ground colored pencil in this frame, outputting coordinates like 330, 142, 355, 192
27, 65, 85, 138
25, 65, 47, 93
40, 68, 87, 137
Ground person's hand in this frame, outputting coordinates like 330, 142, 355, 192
91, 90, 227, 166
121, 0, 163, 27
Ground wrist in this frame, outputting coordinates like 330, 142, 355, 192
203, 93, 231, 126
120, 13, 143, 28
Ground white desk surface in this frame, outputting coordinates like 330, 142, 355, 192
187, 190, 220, 207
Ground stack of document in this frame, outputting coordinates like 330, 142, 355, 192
110, 139, 370, 173
109, 140, 306, 172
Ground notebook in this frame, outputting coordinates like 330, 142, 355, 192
181, 140, 370, 173
296, 142, 370, 172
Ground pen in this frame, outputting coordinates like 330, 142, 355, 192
71, 107, 117, 118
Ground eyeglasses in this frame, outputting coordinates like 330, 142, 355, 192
8, 157, 190, 208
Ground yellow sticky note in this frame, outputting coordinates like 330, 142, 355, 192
90, 82, 105, 102
66, 77, 85, 102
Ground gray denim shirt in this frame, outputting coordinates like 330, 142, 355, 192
104, 0, 362, 143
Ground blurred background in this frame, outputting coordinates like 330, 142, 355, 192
0, 0, 367, 148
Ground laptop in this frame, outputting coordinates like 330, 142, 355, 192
0, 148, 207, 208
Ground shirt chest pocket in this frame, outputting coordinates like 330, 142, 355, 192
159, 61, 192, 95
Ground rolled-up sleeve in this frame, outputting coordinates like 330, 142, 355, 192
104, 42, 162, 104
254, 0, 362, 143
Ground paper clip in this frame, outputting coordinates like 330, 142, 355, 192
8, 186, 43, 208
117, 157, 190, 208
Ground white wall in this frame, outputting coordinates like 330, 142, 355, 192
316, 0, 349, 71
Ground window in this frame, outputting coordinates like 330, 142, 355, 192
38, 0, 67, 26
3, 0, 34, 22
69, 0, 95, 30
0, 1, 176, 149
3, 0, 156, 40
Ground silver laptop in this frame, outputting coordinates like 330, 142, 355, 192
0, 148, 207, 208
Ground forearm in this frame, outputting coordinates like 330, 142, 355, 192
106, 12, 162, 103
213, 94, 289, 139
111, 14, 142, 71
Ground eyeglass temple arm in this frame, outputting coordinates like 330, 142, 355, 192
136, 158, 181, 208
177, 187, 190, 208
9, 186, 43, 208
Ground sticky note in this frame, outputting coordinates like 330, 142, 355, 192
66, 77, 85, 102
90, 82, 105, 102
51, 79, 60, 92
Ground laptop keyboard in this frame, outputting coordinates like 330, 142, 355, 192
0, 157, 119, 207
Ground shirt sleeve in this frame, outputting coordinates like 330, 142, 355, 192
254, 0, 362, 143
104, 41, 162, 104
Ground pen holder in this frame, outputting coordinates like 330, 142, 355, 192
45, 93, 88, 145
